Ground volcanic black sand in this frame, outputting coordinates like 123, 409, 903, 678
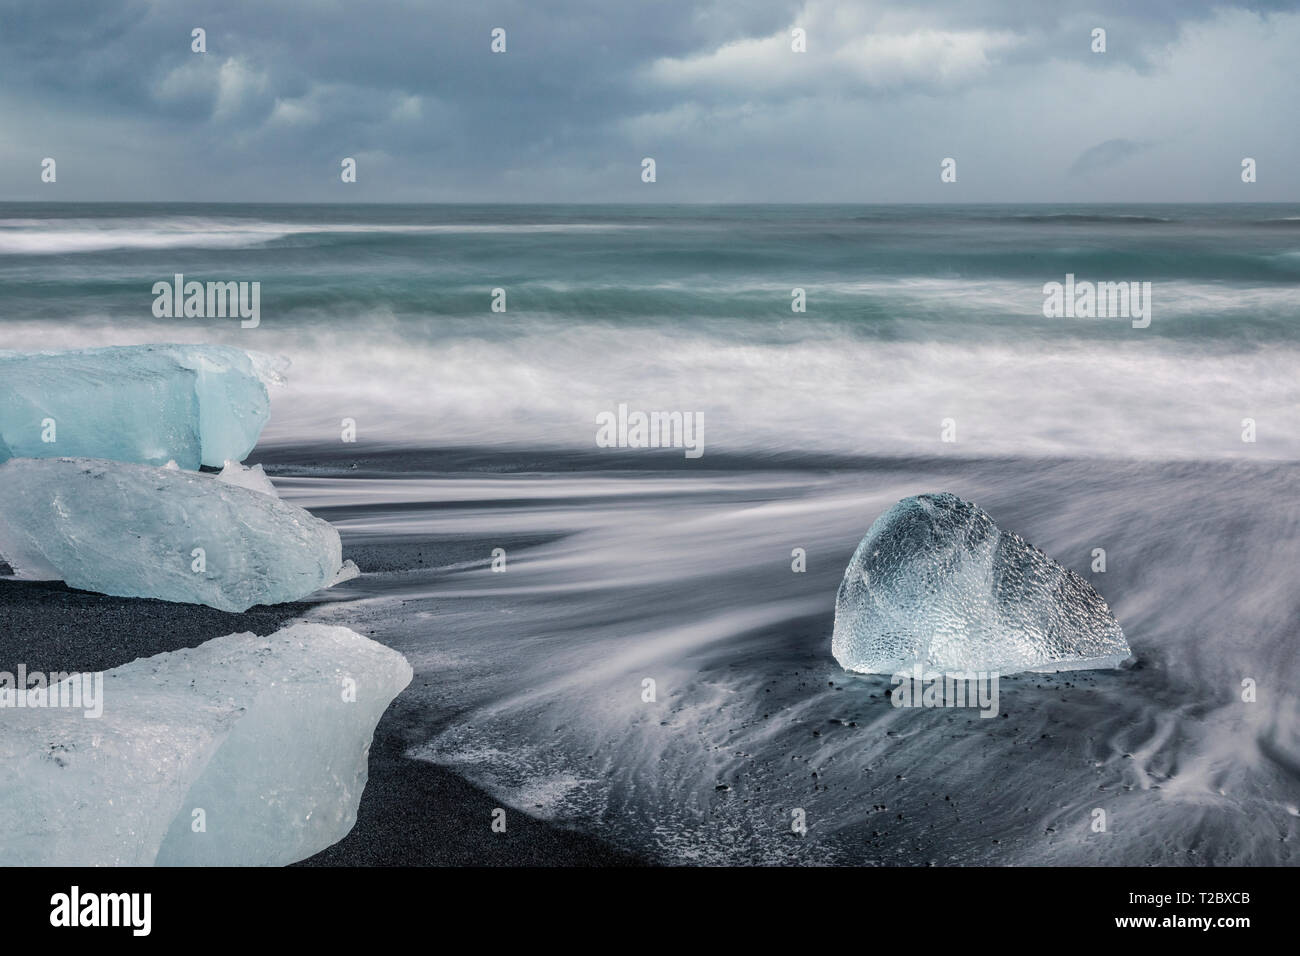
0, 560, 645, 867
5, 449, 1298, 867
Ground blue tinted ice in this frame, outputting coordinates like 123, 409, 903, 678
0, 457, 357, 612
0, 344, 280, 468
832, 493, 1130, 675
0, 623, 411, 866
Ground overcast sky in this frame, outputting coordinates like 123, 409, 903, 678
0, 0, 1296, 202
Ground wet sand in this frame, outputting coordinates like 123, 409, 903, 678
4, 448, 1298, 866
0, 542, 647, 867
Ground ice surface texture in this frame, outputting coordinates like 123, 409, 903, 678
832, 493, 1130, 675
0, 457, 351, 612
216, 459, 277, 495
0, 624, 412, 866
0, 344, 280, 469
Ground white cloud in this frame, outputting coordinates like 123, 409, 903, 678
613, 5, 1300, 202
390, 94, 423, 123
154, 58, 213, 104
267, 95, 318, 126
153, 55, 268, 121
647, 1, 1023, 95
213, 57, 268, 120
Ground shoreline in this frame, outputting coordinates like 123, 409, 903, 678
4, 448, 1298, 866
0, 520, 649, 867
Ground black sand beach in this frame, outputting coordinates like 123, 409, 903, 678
4, 447, 1298, 866
0, 525, 646, 867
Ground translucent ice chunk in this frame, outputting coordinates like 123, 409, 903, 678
0, 457, 347, 612
329, 559, 362, 587
217, 459, 277, 496
832, 493, 1130, 675
0, 623, 412, 866
0, 344, 282, 468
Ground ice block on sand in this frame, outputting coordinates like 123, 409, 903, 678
0, 624, 411, 866
0, 457, 357, 612
0, 344, 280, 468
832, 493, 1130, 675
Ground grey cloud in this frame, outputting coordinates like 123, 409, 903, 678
0, 0, 1296, 201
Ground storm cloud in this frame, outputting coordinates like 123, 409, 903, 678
0, 0, 1295, 201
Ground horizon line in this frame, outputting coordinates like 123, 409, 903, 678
0, 199, 1295, 206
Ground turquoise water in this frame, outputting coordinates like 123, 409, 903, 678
2, 202, 1298, 459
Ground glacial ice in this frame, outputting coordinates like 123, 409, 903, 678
217, 459, 277, 495
0, 457, 355, 612
0, 623, 412, 866
0, 344, 281, 469
832, 493, 1130, 675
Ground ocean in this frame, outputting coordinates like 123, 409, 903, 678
3, 202, 1299, 460
2, 203, 1298, 864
